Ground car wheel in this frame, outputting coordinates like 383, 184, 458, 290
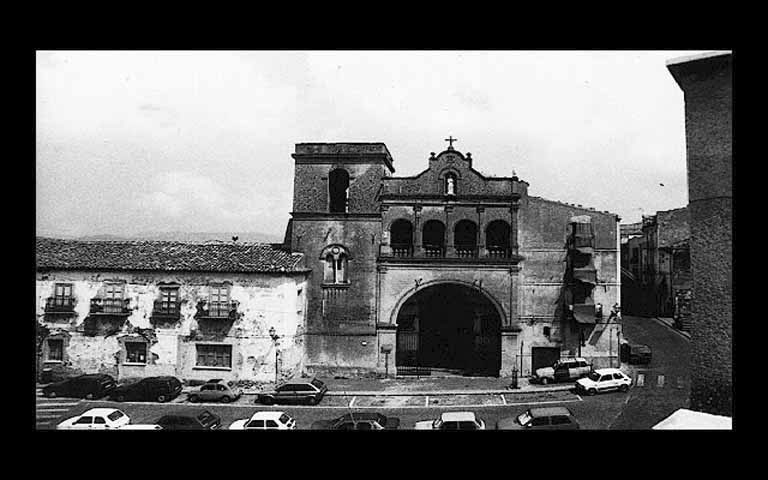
221, 396, 232, 403
157, 395, 167, 403
541, 378, 549, 385
308, 396, 319, 405
85, 393, 94, 400
261, 396, 275, 405
116, 394, 126, 402
46, 390, 57, 398
188, 395, 199, 403
588, 388, 597, 396
620, 384, 629, 393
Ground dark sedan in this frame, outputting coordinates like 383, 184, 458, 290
155, 410, 221, 430
109, 376, 183, 402
311, 412, 400, 430
257, 378, 327, 405
42, 374, 116, 400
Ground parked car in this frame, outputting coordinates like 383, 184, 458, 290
188, 379, 242, 403
229, 411, 296, 430
42, 374, 117, 400
109, 376, 183, 402
531, 357, 592, 384
155, 410, 222, 430
311, 412, 400, 430
627, 344, 652, 365
575, 368, 632, 395
56, 408, 130, 430
496, 407, 580, 430
256, 377, 327, 405
414, 412, 486, 430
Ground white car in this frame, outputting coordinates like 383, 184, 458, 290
229, 411, 296, 430
56, 408, 131, 430
414, 412, 486, 430
575, 368, 632, 395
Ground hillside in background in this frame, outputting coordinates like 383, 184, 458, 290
41, 231, 284, 244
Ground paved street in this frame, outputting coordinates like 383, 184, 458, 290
35, 315, 690, 430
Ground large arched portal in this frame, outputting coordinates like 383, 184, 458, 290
395, 283, 502, 376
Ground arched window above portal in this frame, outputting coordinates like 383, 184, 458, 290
422, 220, 446, 258
329, 168, 350, 213
390, 219, 414, 257
454, 220, 478, 258
486, 220, 511, 258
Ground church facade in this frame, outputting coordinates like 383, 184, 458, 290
286, 141, 621, 378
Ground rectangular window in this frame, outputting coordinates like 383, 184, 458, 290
196, 344, 232, 369
103, 282, 126, 313
156, 286, 180, 315
125, 342, 147, 364
209, 285, 231, 317
47, 339, 63, 362
54, 283, 73, 299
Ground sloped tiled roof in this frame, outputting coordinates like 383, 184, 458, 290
36, 237, 309, 274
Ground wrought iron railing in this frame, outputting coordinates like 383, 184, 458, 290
45, 296, 75, 313
206, 301, 235, 319
152, 300, 181, 318
89, 298, 130, 315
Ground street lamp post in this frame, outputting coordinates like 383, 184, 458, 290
269, 326, 281, 385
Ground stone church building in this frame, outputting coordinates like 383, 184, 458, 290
36, 140, 621, 382
285, 141, 621, 378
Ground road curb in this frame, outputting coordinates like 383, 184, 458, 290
652, 317, 691, 341
214, 385, 575, 397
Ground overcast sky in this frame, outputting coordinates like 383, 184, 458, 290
36, 50, 720, 240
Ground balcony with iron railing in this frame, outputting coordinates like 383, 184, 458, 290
45, 296, 76, 314
151, 300, 182, 320
89, 297, 131, 316
197, 301, 237, 320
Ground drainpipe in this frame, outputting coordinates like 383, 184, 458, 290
616, 216, 621, 309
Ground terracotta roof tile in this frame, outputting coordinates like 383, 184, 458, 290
36, 237, 309, 274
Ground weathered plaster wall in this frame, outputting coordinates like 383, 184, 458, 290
36, 270, 308, 382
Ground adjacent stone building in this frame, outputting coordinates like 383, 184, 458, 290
621, 207, 691, 329
667, 52, 732, 416
285, 142, 621, 378
36, 238, 310, 384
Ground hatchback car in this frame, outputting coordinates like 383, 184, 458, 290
311, 412, 400, 430
109, 376, 183, 402
229, 411, 296, 430
531, 358, 592, 384
256, 378, 327, 405
496, 407, 580, 430
42, 374, 117, 400
576, 368, 632, 395
155, 410, 222, 430
56, 408, 130, 430
414, 412, 486, 430
188, 379, 242, 403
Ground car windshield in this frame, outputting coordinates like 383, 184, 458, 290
587, 371, 601, 381
517, 411, 533, 425
279, 414, 291, 424
198, 411, 215, 423
311, 379, 325, 389
107, 411, 124, 421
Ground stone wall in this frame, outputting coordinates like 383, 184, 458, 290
668, 53, 732, 416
